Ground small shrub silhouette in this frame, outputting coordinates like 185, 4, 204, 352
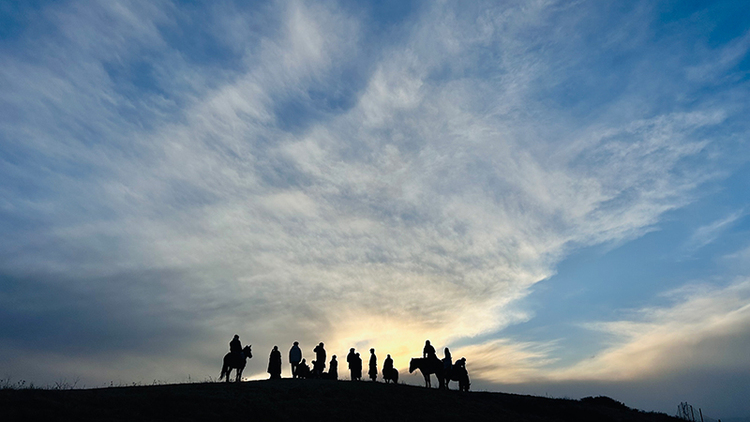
580, 395, 629, 410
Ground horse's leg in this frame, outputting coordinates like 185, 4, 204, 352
236, 367, 243, 382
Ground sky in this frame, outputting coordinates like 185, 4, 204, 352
1, 0, 749, 418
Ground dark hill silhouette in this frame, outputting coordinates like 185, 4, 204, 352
2, 379, 680, 422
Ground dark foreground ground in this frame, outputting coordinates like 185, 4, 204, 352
2, 378, 680, 422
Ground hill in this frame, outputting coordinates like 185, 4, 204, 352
1, 378, 680, 421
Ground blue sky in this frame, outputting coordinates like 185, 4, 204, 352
1, 0, 749, 418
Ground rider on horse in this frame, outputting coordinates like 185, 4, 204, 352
230, 335, 242, 355
423, 340, 435, 359
443, 347, 452, 371
423, 340, 441, 368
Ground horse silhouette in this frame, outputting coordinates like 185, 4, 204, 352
219, 345, 253, 382
444, 365, 470, 391
409, 358, 444, 389
382, 367, 399, 384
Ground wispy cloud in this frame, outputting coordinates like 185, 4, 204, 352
1, 1, 749, 401
682, 210, 745, 255
686, 29, 750, 83
458, 278, 750, 386
453, 338, 560, 383
556, 278, 750, 381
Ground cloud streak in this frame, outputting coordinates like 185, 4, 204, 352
560, 279, 750, 381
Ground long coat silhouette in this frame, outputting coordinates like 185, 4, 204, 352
313, 342, 326, 374
354, 353, 363, 380
329, 356, 338, 380
347, 348, 357, 380
368, 349, 378, 381
268, 346, 282, 379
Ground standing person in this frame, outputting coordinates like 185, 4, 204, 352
313, 342, 327, 376
368, 348, 378, 382
455, 357, 470, 391
268, 346, 282, 380
289, 341, 302, 378
346, 348, 357, 380
329, 355, 338, 380
354, 352, 363, 381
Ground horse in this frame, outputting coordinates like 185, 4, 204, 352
444, 365, 470, 391
383, 367, 399, 384
219, 345, 253, 383
409, 358, 444, 389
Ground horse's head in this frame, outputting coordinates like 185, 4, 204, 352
243, 345, 253, 358
409, 358, 417, 373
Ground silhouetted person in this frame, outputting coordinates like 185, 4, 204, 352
383, 354, 398, 383
443, 347, 452, 371
230, 334, 242, 355
455, 357, 466, 370
368, 348, 378, 381
347, 348, 357, 380
383, 354, 394, 373
453, 357, 470, 391
313, 342, 326, 376
268, 345, 282, 379
354, 352, 363, 380
297, 358, 311, 378
329, 355, 338, 380
289, 341, 302, 378
423, 340, 436, 360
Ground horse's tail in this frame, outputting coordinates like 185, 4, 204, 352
392, 369, 399, 384
219, 361, 229, 381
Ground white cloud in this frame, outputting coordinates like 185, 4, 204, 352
1, 0, 748, 394
453, 338, 560, 383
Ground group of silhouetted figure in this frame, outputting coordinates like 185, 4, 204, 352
220, 335, 470, 391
